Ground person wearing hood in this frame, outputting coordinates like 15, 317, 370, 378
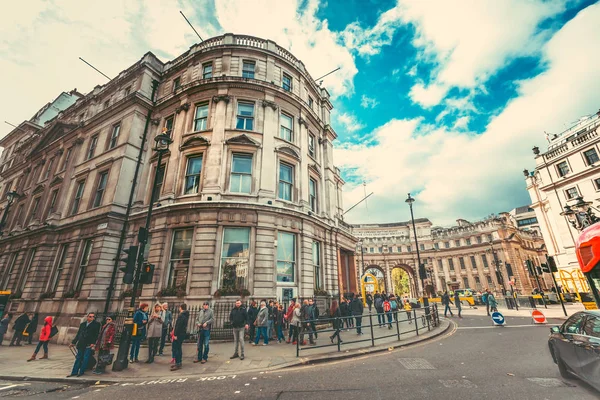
26, 312, 39, 345
194, 301, 214, 364
27, 316, 52, 361
93, 315, 116, 375
146, 303, 164, 364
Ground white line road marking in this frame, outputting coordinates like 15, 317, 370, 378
0, 385, 20, 392
439, 379, 478, 389
527, 378, 567, 387
457, 325, 545, 330
398, 358, 435, 369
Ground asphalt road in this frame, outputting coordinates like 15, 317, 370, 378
3, 314, 598, 399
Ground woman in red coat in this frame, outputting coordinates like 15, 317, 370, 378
27, 316, 52, 361
93, 315, 116, 375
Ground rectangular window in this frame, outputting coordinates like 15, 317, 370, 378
152, 164, 165, 203
444, 242, 450, 249
565, 187, 579, 199
242, 61, 255, 79
220, 227, 251, 290
470, 255, 477, 270
93, 171, 109, 207
50, 244, 68, 292
43, 158, 54, 180
184, 156, 203, 194
448, 259, 455, 271
124, 86, 131, 96
278, 163, 293, 201
420, 244, 425, 251
236, 102, 254, 131
12, 204, 23, 228
459, 257, 466, 270
482, 254, 489, 268
487, 234, 493, 242
18, 248, 36, 293
87, 135, 98, 160
434, 243, 440, 250
517, 217, 538, 226
584, 148, 599, 165
30, 197, 40, 220
280, 114, 293, 141
466, 238, 471, 246
71, 180, 86, 215
462, 277, 469, 288
486, 275, 493, 285
370, 248, 374, 253
308, 133, 316, 157
277, 232, 295, 282
48, 189, 59, 212
313, 241, 321, 289
378, 247, 383, 253
109, 124, 121, 149
104, 100, 110, 110
61, 148, 72, 171
282, 73, 292, 92
557, 161, 570, 177
407, 245, 412, 252
230, 154, 252, 194
168, 229, 193, 287
309, 178, 317, 212
454, 240, 461, 247
194, 103, 209, 131
202, 62, 213, 79
308, 96, 314, 109
477, 236, 482, 244
437, 259, 443, 273
164, 116, 174, 136
1, 252, 18, 289
173, 77, 181, 92
74, 240, 93, 292
475, 276, 481, 289
595, 177, 600, 190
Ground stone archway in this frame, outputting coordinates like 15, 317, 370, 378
390, 264, 418, 298
364, 265, 387, 293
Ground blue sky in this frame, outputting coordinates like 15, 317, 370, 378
2, 0, 600, 225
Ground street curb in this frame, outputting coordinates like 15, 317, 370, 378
281, 319, 453, 369
0, 375, 120, 386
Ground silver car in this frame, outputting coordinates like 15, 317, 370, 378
548, 310, 600, 391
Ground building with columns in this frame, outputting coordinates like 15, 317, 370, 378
353, 214, 548, 297
0, 34, 357, 338
524, 110, 600, 294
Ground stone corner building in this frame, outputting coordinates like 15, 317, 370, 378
0, 34, 357, 334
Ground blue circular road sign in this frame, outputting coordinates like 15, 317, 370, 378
491, 311, 505, 325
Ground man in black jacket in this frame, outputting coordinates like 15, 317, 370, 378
171, 303, 188, 371
10, 312, 31, 346
229, 300, 248, 360
350, 294, 364, 335
67, 312, 101, 377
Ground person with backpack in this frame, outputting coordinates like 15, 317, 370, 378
10, 312, 30, 346
27, 316, 52, 361
441, 291, 454, 318
482, 289, 490, 316
366, 292, 374, 312
93, 315, 116, 375
382, 296, 393, 329
129, 303, 148, 363
390, 295, 399, 322
253, 301, 269, 346
453, 291, 463, 318
374, 293, 384, 326
488, 292, 499, 313
404, 299, 412, 324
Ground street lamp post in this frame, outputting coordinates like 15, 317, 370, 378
113, 130, 172, 372
405, 193, 430, 317
0, 190, 19, 235
488, 244, 507, 295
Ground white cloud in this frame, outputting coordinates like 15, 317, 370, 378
360, 95, 379, 109
337, 113, 365, 133
408, 82, 447, 108
452, 116, 470, 131
340, 6, 403, 57
338, 3, 600, 225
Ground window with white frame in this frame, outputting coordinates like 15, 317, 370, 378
308, 133, 316, 158
470, 255, 477, 269
448, 258, 455, 271
308, 96, 314, 109
482, 254, 489, 268
74, 240, 93, 292
557, 161, 570, 177
173, 77, 181, 92
594, 177, 600, 190
48, 189, 58, 212
280, 113, 293, 141
242, 61, 255, 79
168, 229, 193, 287
1, 252, 18, 289
565, 187, 579, 199
194, 103, 208, 131
29, 197, 40, 220
236, 102, 254, 130
164, 116, 174, 136
459, 257, 466, 270
313, 241, 322, 289
93, 171, 109, 207
437, 259, 443, 273
50, 244, 68, 293
278, 162, 294, 201
43, 158, 54, 180
108, 124, 120, 149
18, 248, 36, 293
466, 238, 471, 245
282, 73, 292, 92
203, 62, 213, 79
309, 178, 318, 212
584, 148, 599, 165
230, 154, 252, 194
61, 148, 72, 171
184, 156, 202, 194
87, 135, 98, 160
70, 180, 86, 215
219, 227, 250, 290
277, 232, 295, 282
152, 164, 165, 203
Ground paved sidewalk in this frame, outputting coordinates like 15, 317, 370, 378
0, 316, 450, 383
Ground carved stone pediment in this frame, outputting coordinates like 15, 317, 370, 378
308, 163, 322, 177
275, 145, 300, 161
31, 122, 78, 155
32, 184, 45, 195
180, 136, 210, 151
261, 100, 278, 110
50, 175, 63, 186
226, 134, 260, 147
212, 95, 231, 104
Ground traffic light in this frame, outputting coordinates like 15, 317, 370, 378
541, 263, 550, 273
119, 245, 138, 284
140, 262, 155, 284
547, 256, 558, 272
418, 264, 427, 280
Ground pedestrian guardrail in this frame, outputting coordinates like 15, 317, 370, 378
295, 304, 440, 357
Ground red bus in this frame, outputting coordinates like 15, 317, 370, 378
575, 223, 600, 309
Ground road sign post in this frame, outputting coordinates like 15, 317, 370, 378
491, 311, 505, 326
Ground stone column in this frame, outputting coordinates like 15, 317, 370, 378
385, 260, 392, 294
